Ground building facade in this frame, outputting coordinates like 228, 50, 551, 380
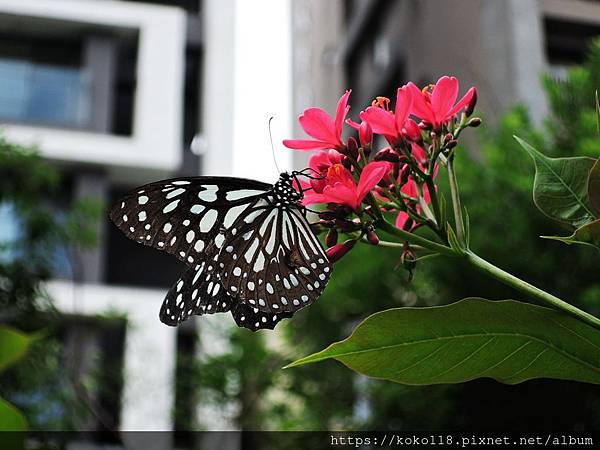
0, 0, 200, 437
291, 0, 600, 135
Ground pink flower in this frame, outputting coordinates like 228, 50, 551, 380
283, 90, 351, 151
408, 76, 476, 130
303, 161, 389, 210
359, 86, 413, 145
307, 150, 343, 193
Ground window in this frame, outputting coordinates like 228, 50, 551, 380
545, 18, 600, 77
0, 36, 89, 128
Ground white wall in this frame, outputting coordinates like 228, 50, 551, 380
0, 0, 186, 176
203, 0, 293, 183
47, 281, 177, 434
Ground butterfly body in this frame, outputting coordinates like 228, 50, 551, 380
110, 172, 331, 331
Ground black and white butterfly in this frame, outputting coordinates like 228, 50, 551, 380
109, 172, 331, 331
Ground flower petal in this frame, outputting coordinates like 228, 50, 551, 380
447, 86, 477, 119
283, 139, 334, 151
395, 211, 410, 230
431, 76, 459, 119
301, 190, 329, 206
345, 118, 361, 130
394, 86, 413, 131
407, 82, 435, 124
360, 107, 397, 136
299, 108, 338, 143
323, 183, 358, 209
411, 142, 427, 164
335, 90, 352, 140
402, 119, 421, 141
356, 161, 390, 205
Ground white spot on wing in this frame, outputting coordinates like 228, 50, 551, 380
166, 188, 186, 199
198, 186, 218, 201
163, 200, 180, 213
190, 204, 205, 214
224, 204, 249, 228
225, 189, 265, 201
200, 209, 218, 232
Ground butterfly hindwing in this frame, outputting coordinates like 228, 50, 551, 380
160, 262, 293, 331
231, 301, 294, 331
159, 261, 231, 326
218, 204, 332, 314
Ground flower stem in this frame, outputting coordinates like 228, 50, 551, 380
465, 251, 600, 331
447, 155, 466, 245
376, 219, 456, 257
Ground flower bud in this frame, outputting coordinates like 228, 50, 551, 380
468, 117, 482, 128
374, 147, 400, 163
325, 228, 338, 247
366, 228, 379, 245
359, 121, 373, 149
399, 165, 411, 186
346, 136, 359, 160
326, 239, 356, 263
335, 218, 361, 232
444, 133, 454, 145
465, 89, 478, 117
446, 139, 458, 149
401, 246, 417, 280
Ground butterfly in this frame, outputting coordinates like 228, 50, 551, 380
109, 172, 332, 331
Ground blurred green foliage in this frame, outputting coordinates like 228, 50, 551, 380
0, 136, 108, 431
193, 39, 600, 431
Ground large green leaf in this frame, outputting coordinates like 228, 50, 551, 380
515, 136, 596, 227
0, 326, 30, 374
0, 397, 27, 432
285, 298, 600, 385
589, 158, 600, 217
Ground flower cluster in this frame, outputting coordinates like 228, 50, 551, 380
284, 76, 479, 266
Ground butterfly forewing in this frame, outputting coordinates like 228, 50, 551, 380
110, 177, 271, 267
218, 203, 332, 314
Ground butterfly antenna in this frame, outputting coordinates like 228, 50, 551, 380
268, 117, 281, 174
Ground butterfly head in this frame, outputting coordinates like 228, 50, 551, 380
273, 172, 303, 205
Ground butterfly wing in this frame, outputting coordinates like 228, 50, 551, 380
109, 177, 271, 267
218, 203, 332, 315
160, 262, 293, 331
111, 174, 329, 331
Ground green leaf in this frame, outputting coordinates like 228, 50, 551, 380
285, 298, 600, 385
446, 225, 465, 254
0, 326, 30, 374
596, 90, 600, 136
588, 158, 600, 217
543, 219, 600, 250
0, 397, 27, 432
514, 136, 596, 227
